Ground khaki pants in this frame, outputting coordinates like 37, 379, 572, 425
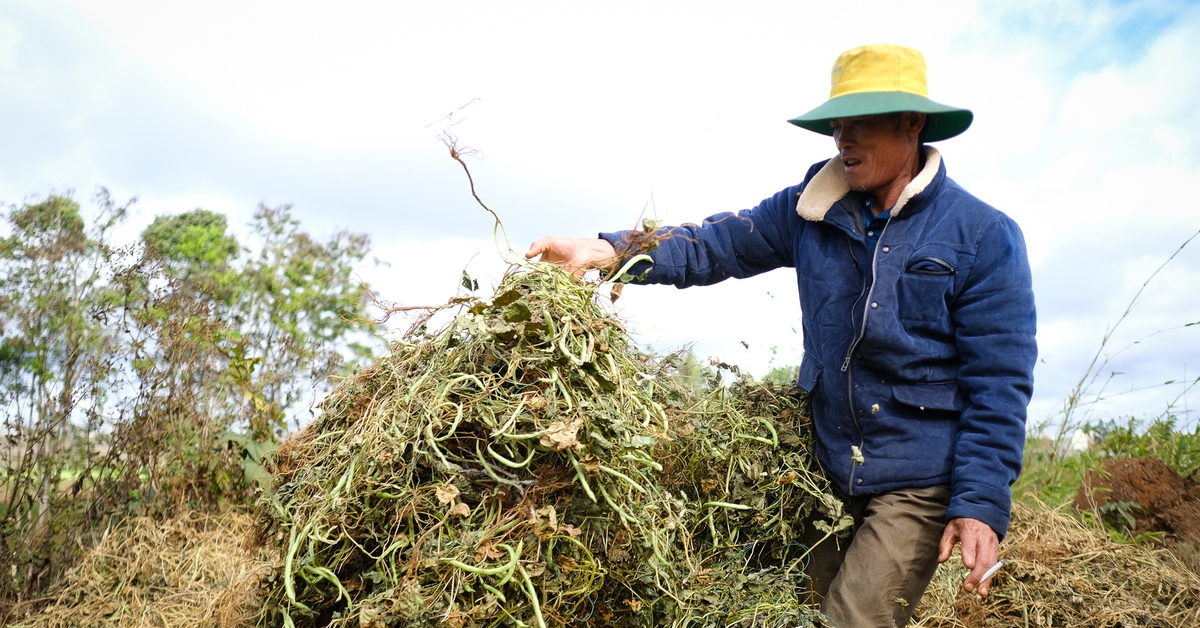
803, 484, 951, 628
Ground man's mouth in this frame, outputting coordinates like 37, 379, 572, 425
843, 157, 862, 168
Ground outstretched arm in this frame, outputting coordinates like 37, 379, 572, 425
599, 185, 806, 287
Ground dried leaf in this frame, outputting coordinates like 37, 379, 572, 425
535, 505, 559, 532
556, 555, 579, 574
578, 453, 601, 473
539, 418, 584, 452
449, 502, 471, 518
445, 607, 467, 628
469, 593, 499, 619
475, 541, 504, 562
609, 282, 623, 303
525, 562, 547, 578
435, 484, 460, 504
559, 523, 582, 538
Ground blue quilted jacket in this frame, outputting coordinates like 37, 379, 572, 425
600, 148, 1037, 537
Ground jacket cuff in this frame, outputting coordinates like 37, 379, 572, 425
946, 481, 1011, 540
598, 231, 655, 281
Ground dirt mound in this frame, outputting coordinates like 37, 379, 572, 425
1075, 456, 1200, 546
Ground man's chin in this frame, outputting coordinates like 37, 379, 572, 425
843, 167, 870, 191
847, 178, 872, 193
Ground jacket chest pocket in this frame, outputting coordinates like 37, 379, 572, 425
895, 247, 959, 323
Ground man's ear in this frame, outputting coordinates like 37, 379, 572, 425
909, 113, 928, 135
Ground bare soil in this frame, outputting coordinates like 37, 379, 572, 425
1076, 456, 1200, 571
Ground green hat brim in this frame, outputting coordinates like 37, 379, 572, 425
788, 92, 973, 142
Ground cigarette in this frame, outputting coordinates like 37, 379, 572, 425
978, 559, 1007, 584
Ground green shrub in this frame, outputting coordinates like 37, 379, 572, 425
0, 191, 376, 612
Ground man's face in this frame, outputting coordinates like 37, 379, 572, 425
830, 113, 925, 195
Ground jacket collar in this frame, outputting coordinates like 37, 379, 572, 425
796, 146, 943, 222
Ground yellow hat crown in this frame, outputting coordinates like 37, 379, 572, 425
830, 44, 929, 99
789, 43, 972, 142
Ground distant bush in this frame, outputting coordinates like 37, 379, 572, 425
0, 190, 376, 611
761, 365, 799, 387
1092, 415, 1200, 478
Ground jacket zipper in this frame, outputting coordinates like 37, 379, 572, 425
841, 215, 894, 494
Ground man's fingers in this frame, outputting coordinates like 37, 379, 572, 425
975, 539, 1001, 597
942, 518, 1001, 596
525, 236, 620, 274
959, 526, 984, 592
963, 561, 986, 593
937, 525, 957, 563
959, 525, 977, 570
963, 551, 999, 595
961, 531, 1000, 595
525, 237, 560, 261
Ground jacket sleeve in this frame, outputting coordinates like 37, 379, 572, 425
947, 213, 1037, 539
598, 184, 805, 288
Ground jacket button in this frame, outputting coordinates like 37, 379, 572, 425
870, 302, 879, 309
857, 409, 865, 417
882, 246, 890, 253
856, 478, 863, 486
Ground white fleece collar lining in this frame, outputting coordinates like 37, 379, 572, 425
796, 147, 942, 222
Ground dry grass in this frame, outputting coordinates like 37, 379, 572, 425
16, 499, 1200, 628
915, 501, 1200, 627
8, 510, 264, 628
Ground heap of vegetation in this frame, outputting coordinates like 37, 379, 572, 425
0, 191, 375, 616
249, 265, 847, 628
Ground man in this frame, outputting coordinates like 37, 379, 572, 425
527, 44, 1036, 627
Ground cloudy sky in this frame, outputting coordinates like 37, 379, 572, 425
2, 0, 1198, 431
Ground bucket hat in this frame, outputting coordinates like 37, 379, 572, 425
788, 44, 972, 142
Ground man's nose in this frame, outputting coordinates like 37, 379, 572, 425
835, 131, 852, 151
834, 127, 855, 150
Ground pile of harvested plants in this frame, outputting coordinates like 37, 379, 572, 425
248, 265, 848, 627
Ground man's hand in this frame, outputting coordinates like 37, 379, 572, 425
525, 237, 620, 277
938, 517, 1000, 596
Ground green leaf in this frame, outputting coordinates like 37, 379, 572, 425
492, 289, 522, 308
501, 300, 532, 323
461, 270, 479, 292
